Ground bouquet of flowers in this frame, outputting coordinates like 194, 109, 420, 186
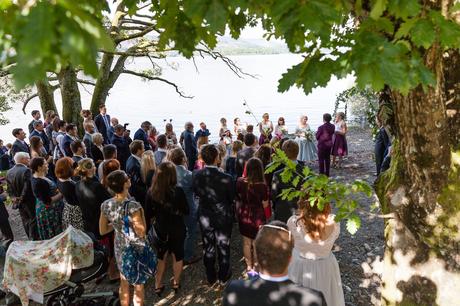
304, 130, 314, 141
262, 127, 271, 137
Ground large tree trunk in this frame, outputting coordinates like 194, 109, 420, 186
58, 65, 83, 133
376, 45, 460, 305
35, 80, 58, 115
90, 53, 114, 114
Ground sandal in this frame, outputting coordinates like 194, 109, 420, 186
172, 282, 181, 293
155, 285, 165, 297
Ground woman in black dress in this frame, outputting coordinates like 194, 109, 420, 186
90, 133, 104, 167
55, 157, 84, 230
75, 158, 111, 238
30, 157, 64, 240
144, 161, 189, 296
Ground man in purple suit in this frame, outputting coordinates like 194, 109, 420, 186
316, 113, 335, 176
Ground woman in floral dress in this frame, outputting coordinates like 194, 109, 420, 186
100, 170, 148, 306
295, 115, 318, 163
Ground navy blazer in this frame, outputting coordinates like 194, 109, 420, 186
126, 155, 146, 204
183, 130, 197, 159
111, 134, 131, 170
11, 140, 30, 158
82, 132, 93, 159
94, 113, 111, 144
61, 134, 74, 157
29, 130, 50, 154
133, 128, 151, 151
271, 163, 306, 223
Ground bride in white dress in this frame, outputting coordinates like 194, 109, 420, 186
287, 199, 345, 306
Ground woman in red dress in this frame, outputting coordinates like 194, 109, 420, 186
236, 157, 270, 277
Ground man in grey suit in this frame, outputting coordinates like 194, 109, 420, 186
6, 152, 37, 240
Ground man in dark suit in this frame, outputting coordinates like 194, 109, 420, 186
271, 140, 305, 223
94, 104, 111, 144
133, 121, 152, 151
27, 110, 41, 134
235, 132, 257, 178
193, 144, 235, 285
183, 122, 197, 171
29, 120, 50, 154
11, 128, 30, 159
316, 113, 335, 176
70, 140, 86, 166
6, 152, 37, 240
111, 124, 131, 170
374, 119, 391, 176
62, 124, 78, 157
126, 140, 146, 205
223, 221, 326, 306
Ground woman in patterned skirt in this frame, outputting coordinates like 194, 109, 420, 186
55, 157, 84, 230
30, 157, 64, 240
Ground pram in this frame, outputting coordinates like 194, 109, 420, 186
2, 227, 120, 306
44, 249, 120, 306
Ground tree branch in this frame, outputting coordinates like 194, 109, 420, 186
122, 69, 193, 98
195, 45, 258, 79
76, 79, 96, 86
22, 85, 60, 114
114, 25, 157, 43
120, 26, 148, 31
120, 18, 155, 27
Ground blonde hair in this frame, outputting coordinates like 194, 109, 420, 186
141, 150, 156, 185
76, 158, 95, 179
92, 133, 104, 145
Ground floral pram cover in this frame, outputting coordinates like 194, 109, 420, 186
2, 226, 94, 305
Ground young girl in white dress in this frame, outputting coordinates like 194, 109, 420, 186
287, 199, 345, 306
295, 115, 317, 163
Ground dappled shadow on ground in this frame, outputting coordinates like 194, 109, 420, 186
1, 127, 383, 306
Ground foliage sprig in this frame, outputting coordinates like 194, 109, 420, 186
267, 149, 373, 234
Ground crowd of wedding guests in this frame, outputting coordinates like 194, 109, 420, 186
0, 106, 351, 306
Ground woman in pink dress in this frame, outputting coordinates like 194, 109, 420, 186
331, 112, 348, 168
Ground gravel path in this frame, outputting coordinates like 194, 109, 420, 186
1, 127, 384, 306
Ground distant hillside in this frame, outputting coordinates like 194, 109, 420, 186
214, 37, 289, 55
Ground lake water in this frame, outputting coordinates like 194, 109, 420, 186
0, 54, 354, 143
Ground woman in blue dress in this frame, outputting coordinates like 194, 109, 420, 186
295, 115, 318, 163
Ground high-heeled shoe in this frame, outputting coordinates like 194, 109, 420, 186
155, 285, 165, 297
172, 282, 181, 294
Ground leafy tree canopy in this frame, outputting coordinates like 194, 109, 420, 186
1, 1, 459, 93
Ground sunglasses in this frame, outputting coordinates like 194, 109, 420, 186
262, 224, 292, 241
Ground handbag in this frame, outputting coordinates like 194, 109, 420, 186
120, 200, 157, 285
147, 220, 168, 252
